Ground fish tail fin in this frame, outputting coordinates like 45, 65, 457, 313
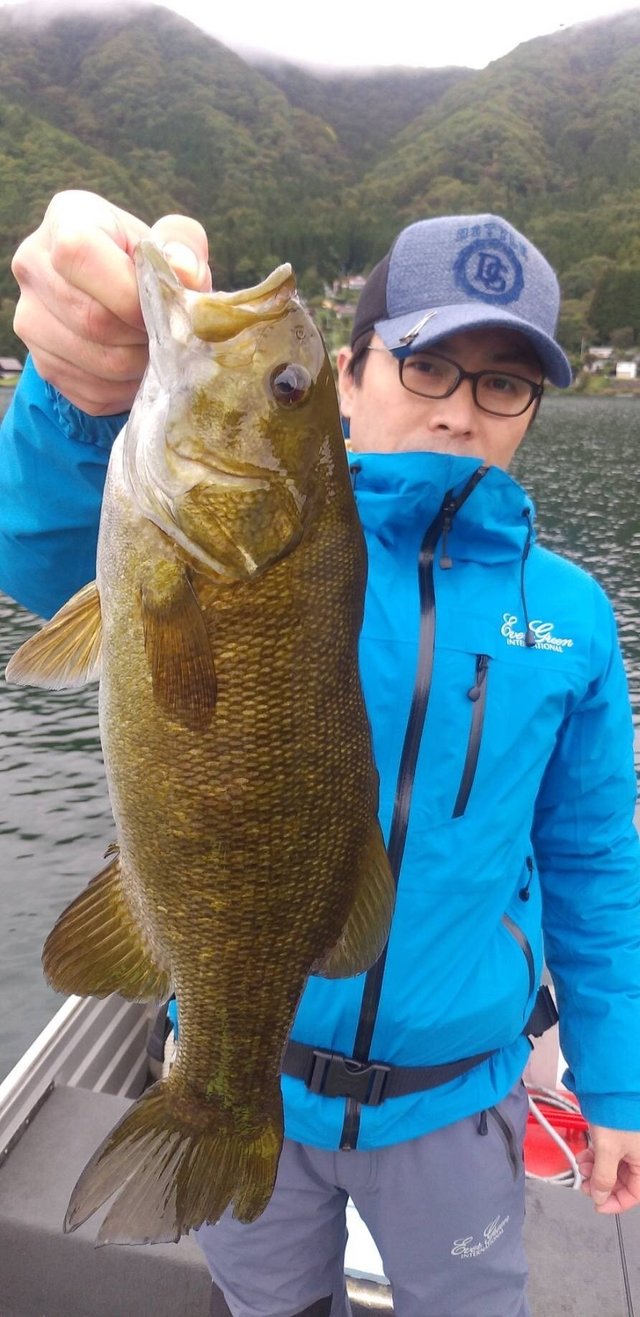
65, 1079, 283, 1244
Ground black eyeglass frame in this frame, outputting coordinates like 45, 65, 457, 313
368, 346, 545, 418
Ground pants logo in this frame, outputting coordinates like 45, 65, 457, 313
451, 1214, 510, 1259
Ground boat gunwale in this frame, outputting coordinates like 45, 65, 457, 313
0, 994, 151, 1162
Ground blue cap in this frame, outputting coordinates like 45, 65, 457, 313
351, 214, 572, 388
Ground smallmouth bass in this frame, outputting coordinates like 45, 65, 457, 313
6, 243, 394, 1244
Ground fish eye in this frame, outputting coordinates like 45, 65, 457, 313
269, 363, 312, 407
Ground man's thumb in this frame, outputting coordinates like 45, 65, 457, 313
150, 215, 211, 291
590, 1149, 618, 1205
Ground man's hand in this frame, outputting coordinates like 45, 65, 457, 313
11, 190, 212, 416
578, 1125, 640, 1213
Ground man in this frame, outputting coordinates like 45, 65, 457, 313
2, 192, 640, 1317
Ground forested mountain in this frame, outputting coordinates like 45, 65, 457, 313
0, 1, 639, 358
252, 60, 474, 166
0, 4, 354, 291
352, 10, 640, 350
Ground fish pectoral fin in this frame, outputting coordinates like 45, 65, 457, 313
140, 562, 217, 731
64, 1079, 283, 1243
5, 580, 102, 688
313, 820, 395, 979
42, 849, 172, 1002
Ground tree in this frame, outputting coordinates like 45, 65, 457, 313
590, 267, 640, 344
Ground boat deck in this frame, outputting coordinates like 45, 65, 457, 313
1, 994, 639, 1316
1, 1078, 639, 1316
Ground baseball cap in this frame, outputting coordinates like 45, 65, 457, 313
350, 214, 572, 388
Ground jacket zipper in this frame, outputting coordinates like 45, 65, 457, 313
452, 654, 490, 818
339, 467, 489, 1151
339, 501, 442, 1149
487, 1104, 522, 1179
501, 914, 535, 1000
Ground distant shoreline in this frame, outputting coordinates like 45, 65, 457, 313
2, 383, 640, 426
565, 380, 640, 399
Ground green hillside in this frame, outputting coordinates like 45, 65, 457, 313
351, 11, 640, 347
0, 2, 638, 359
252, 59, 474, 166
0, 4, 354, 295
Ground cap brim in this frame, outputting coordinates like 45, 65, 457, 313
375, 303, 572, 389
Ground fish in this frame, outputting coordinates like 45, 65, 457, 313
5, 242, 394, 1246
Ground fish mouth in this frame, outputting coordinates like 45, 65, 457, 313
190, 265, 298, 344
134, 243, 298, 347
134, 244, 299, 354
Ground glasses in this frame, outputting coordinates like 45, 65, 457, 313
368, 347, 544, 417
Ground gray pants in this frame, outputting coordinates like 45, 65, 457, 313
196, 1082, 530, 1317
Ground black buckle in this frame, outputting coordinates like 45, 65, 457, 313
305, 1049, 390, 1106
525, 985, 559, 1038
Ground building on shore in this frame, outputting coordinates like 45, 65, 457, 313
616, 361, 638, 380
0, 357, 23, 380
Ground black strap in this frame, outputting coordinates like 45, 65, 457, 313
282, 986, 558, 1108
283, 1039, 495, 1105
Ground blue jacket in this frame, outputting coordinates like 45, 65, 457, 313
2, 359, 640, 1148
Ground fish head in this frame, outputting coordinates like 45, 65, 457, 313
126, 242, 342, 581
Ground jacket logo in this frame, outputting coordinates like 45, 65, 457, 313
501, 613, 574, 651
451, 1214, 510, 1259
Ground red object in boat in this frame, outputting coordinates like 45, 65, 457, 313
524, 1091, 590, 1176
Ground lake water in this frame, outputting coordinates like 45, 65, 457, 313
0, 393, 639, 1081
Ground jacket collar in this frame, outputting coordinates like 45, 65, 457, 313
348, 451, 535, 565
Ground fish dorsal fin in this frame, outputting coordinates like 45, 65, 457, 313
5, 580, 102, 688
140, 561, 217, 732
313, 819, 395, 979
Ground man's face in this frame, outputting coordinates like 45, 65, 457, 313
337, 327, 543, 470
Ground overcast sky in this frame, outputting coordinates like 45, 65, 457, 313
1, 0, 638, 68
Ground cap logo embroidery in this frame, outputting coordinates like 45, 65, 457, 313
454, 238, 524, 306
